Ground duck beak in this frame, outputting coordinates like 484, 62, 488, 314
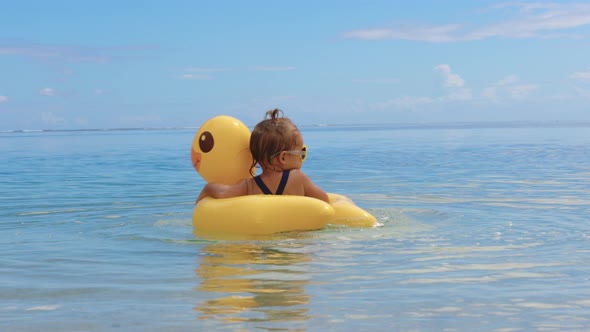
191, 149, 202, 171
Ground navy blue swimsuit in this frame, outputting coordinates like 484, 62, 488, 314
254, 170, 291, 195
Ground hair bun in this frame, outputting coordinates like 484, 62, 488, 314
265, 108, 283, 121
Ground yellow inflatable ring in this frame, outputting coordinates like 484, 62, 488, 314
191, 115, 378, 235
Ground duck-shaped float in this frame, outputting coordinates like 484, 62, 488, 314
191, 115, 378, 235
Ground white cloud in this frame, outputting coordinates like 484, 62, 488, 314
183, 67, 228, 73
0, 42, 156, 65
508, 84, 538, 99
484, 74, 538, 100
181, 74, 209, 80
570, 70, 590, 81
40, 88, 56, 96
373, 96, 433, 110
471, 2, 590, 40
572, 86, 590, 98
95, 89, 107, 95
0, 95, 7, 102
496, 74, 520, 86
178, 65, 294, 80
345, 24, 461, 43
0, 44, 108, 63
352, 78, 400, 84
75, 117, 89, 126
41, 112, 64, 124
376, 66, 539, 111
435, 64, 465, 88
251, 66, 295, 71
180, 67, 228, 79
445, 88, 473, 101
481, 87, 497, 99
344, 3, 590, 42
434, 64, 471, 102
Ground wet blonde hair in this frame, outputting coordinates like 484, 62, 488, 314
250, 108, 299, 175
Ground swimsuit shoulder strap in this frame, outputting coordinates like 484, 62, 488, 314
254, 175, 273, 195
254, 170, 291, 195
275, 170, 291, 195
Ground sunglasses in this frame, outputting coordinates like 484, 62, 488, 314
274, 145, 308, 161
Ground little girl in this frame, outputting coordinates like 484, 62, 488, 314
196, 109, 329, 203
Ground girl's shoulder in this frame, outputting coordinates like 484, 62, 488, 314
287, 168, 311, 183
287, 168, 304, 176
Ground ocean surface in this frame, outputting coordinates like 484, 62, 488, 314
1, 122, 590, 331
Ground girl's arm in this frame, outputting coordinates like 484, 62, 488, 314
300, 172, 329, 203
196, 180, 249, 203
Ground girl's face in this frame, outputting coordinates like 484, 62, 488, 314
279, 131, 306, 170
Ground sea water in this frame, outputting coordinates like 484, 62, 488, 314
1, 123, 589, 331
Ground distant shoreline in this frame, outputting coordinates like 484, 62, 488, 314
2, 120, 590, 134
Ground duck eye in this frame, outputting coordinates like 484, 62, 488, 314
199, 131, 214, 153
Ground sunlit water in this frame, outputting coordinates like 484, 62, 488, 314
1, 123, 589, 331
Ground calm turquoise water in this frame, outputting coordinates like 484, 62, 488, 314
1, 123, 590, 331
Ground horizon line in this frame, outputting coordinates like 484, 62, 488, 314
2, 120, 590, 134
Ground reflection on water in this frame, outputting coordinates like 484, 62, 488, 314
194, 240, 311, 326
3, 125, 590, 331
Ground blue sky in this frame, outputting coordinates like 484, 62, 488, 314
1, 1, 590, 130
